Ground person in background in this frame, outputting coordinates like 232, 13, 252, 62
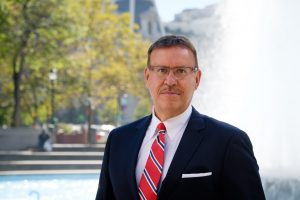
38, 126, 51, 152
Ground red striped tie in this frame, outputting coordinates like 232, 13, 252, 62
139, 123, 166, 200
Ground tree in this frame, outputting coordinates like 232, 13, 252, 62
58, 0, 151, 125
0, 0, 74, 126
0, 0, 151, 127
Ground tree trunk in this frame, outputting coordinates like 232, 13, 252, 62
11, 53, 26, 127
11, 29, 30, 127
12, 74, 21, 127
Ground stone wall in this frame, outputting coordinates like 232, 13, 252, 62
0, 128, 40, 150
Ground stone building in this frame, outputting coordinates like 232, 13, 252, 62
114, 0, 165, 41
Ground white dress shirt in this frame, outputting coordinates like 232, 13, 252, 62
135, 105, 192, 186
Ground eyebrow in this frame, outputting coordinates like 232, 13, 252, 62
149, 65, 191, 68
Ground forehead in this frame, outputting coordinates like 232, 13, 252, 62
149, 46, 195, 67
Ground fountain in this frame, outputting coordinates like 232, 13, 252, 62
193, 0, 300, 199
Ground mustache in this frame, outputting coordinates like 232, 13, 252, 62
159, 87, 181, 94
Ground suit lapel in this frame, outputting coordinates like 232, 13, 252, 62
158, 108, 206, 199
128, 115, 152, 200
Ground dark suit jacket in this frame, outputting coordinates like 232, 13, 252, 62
95, 108, 265, 200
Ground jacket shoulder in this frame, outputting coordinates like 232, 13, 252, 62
192, 109, 247, 140
203, 114, 253, 147
204, 115, 243, 133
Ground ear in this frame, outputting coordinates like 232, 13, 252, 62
144, 67, 150, 87
194, 69, 201, 90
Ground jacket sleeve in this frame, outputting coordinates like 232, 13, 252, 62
222, 131, 266, 200
95, 131, 116, 200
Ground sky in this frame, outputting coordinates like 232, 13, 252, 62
155, 0, 220, 22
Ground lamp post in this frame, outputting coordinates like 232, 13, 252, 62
86, 97, 93, 144
119, 93, 128, 125
49, 69, 57, 133
129, 0, 135, 30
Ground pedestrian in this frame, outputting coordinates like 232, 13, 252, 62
38, 127, 51, 151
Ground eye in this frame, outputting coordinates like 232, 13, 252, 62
175, 68, 188, 74
157, 67, 169, 74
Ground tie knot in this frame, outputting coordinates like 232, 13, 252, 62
157, 122, 166, 133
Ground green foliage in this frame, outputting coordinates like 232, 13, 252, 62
57, 123, 73, 135
0, 0, 151, 126
134, 96, 152, 120
98, 98, 120, 124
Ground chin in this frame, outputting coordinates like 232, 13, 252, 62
158, 103, 182, 112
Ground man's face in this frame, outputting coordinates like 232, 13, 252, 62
144, 46, 201, 120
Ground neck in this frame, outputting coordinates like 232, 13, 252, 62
154, 106, 190, 121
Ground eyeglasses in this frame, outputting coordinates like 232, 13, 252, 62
148, 66, 198, 80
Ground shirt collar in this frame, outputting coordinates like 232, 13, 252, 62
150, 105, 192, 140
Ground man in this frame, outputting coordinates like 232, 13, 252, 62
95, 35, 265, 200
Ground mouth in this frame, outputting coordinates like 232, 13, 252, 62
161, 91, 179, 95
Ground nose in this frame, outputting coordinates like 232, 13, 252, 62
164, 71, 177, 86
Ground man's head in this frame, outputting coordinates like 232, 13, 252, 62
144, 35, 201, 121
147, 35, 199, 68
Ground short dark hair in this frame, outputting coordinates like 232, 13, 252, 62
147, 35, 198, 68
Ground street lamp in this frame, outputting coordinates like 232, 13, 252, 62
86, 97, 94, 144
49, 69, 57, 132
119, 93, 128, 125
129, 0, 135, 30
